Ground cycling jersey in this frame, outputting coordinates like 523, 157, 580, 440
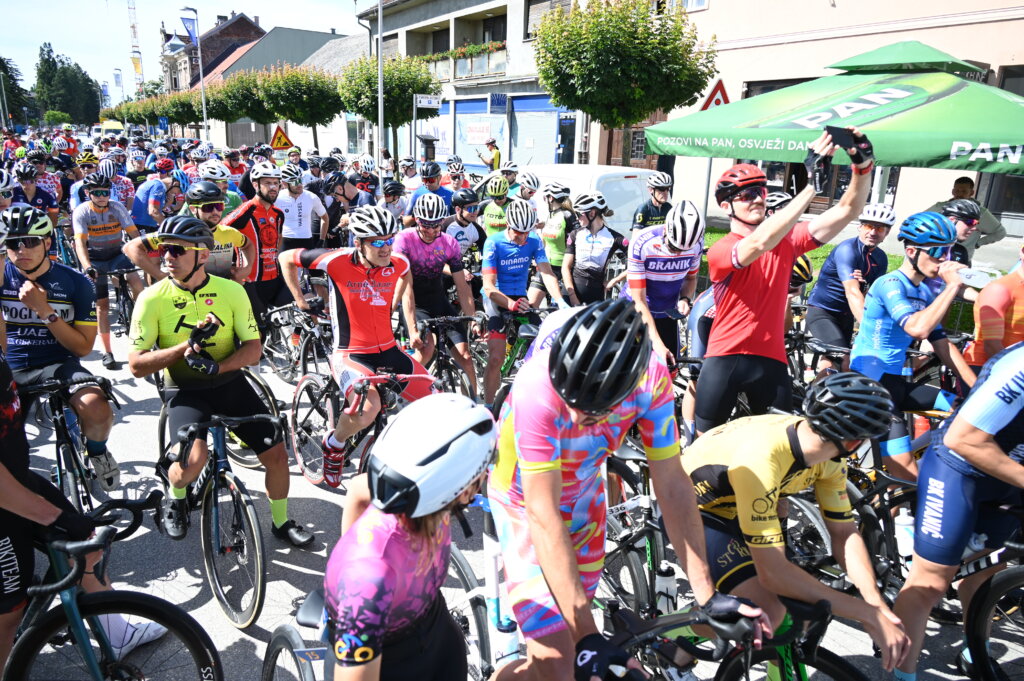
223, 198, 285, 282
444, 220, 484, 257
565, 225, 627, 304
401, 175, 422, 194
631, 198, 671, 232
224, 162, 247, 180
538, 209, 576, 267
125, 169, 149, 188
522, 306, 579, 361
963, 270, 1024, 367
71, 200, 136, 260
393, 228, 463, 307
622, 225, 701, 317
1, 261, 97, 370
129, 275, 259, 389
112, 174, 136, 208
481, 230, 548, 299
806, 236, 888, 314
683, 413, 853, 547
685, 287, 716, 359
141, 226, 247, 280
324, 505, 450, 667
69, 180, 124, 212
405, 186, 453, 217
706, 222, 819, 363
275, 190, 327, 240
478, 199, 508, 237
381, 197, 408, 223
130, 178, 167, 229
293, 248, 411, 353
34, 171, 61, 200
348, 172, 380, 201
11, 187, 57, 213
850, 270, 947, 381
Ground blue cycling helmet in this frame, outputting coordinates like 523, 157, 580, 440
171, 169, 191, 193
897, 211, 955, 245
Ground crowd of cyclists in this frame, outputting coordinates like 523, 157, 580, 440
0, 120, 1022, 681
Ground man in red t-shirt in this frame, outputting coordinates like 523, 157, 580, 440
694, 129, 875, 434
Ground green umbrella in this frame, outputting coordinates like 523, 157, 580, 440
645, 41, 1024, 174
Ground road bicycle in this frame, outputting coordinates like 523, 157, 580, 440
261, 589, 332, 681
418, 314, 480, 399
469, 307, 554, 387
104, 267, 141, 338
156, 413, 286, 629
3, 492, 224, 680
53, 217, 79, 269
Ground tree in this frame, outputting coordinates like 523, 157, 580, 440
34, 43, 102, 124
533, 0, 716, 165
338, 56, 441, 161
142, 79, 164, 98
44, 110, 72, 125
217, 70, 277, 125
259, 65, 344, 148
0, 56, 31, 124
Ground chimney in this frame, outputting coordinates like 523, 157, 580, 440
216, 14, 228, 25
231, 11, 236, 17
254, 16, 260, 26
331, 28, 336, 34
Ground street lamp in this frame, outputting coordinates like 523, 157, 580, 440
181, 6, 210, 143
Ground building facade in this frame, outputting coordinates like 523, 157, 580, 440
159, 13, 265, 94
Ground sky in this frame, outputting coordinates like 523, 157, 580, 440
4, 0, 373, 106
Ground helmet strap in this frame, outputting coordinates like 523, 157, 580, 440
19, 249, 50, 277
728, 199, 761, 227
909, 248, 926, 277
172, 251, 206, 287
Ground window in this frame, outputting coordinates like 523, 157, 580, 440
482, 15, 507, 43
653, 0, 708, 12
524, 0, 548, 39
630, 130, 647, 161
682, 0, 708, 10
431, 28, 449, 54
381, 34, 399, 59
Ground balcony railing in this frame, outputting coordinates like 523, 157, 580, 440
426, 59, 451, 82
454, 49, 507, 79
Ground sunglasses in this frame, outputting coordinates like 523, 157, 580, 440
733, 186, 767, 202
159, 243, 206, 258
921, 244, 953, 260
197, 202, 225, 213
80, 164, 97, 171
417, 220, 444, 230
462, 205, 480, 213
960, 218, 979, 227
89, 190, 110, 197
7, 236, 45, 250
450, 174, 463, 180
0, 190, 13, 199
367, 237, 395, 248
860, 222, 889, 231
423, 176, 440, 182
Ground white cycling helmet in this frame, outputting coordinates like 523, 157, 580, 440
367, 393, 496, 518
280, 164, 304, 185
154, 146, 169, 156
543, 181, 571, 202
647, 171, 673, 190
189, 147, 208, 161
0, 169, 19, 193
360, 155, 376, 174
500, 161, 519, 174
413, 192, 448, 221
765, 191, 794, 211
573, 191, 608, 215
52, 137, 69, 152
663, 199, 705, 251
859, 203, 897, 227
398, 156, 415, 170
199, 160, 231, 181
349, 205, 399, 239
505, 198, 537, 232
447, 161, 465, 175
518, 172, 540, 192
250, 161, 282, 181
96, 159, 118, 180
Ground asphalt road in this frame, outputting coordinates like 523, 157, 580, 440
23, 330, 970, 681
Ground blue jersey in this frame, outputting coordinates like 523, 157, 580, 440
482, 231, 548, 297
850, 270, 946, 380
807, 236, 888, 314
404, 186, 454, 216
131, 178, 167, 228
12, 187, 58, 213
932, 343, 1024, 479
1, 261, 97, 370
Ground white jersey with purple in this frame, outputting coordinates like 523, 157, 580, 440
621, 225, 701, 317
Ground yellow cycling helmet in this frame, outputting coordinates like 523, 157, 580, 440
791, 254, 814, 287
77, 151, 99, 166
485, 175, 509, 198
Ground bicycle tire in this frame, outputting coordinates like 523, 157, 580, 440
291, 373, 335, 486
4, 590, 223, 681
965, 564, 1024, 681
714, 644, 871, 681
598, 514, 651, 614
223, 370, 276, 470
265, 319, 298, 384
261, 624, 316, 681
784, 493, 834, 571
200, 469, 267, 629
298, 330, 332, 378
440, 360, 475, 400
606, 454, 667, 576
444, 545, 491, 680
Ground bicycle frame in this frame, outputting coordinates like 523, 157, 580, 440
470, 495, 522, 673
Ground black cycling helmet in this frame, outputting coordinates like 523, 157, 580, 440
14, 164, 38, 181
941, 198, 981, 222
548, 299, 651, 413
382, 180, 404, 196
307, 156, 323, 169
156, 215, 215, 248
452, 187, 479, 208
803, 372, 893, 443
186, 180, 225, 205
26, 150, 48, 164
420, 161, 441, 179
319, 156, 340, 174
82, 174, 112, 190
323, 171, 347, 195
791, 254, 814, 288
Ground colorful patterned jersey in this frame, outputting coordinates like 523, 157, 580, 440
622, 225, 701, 317
223, 198, 285, 282
963, 270, 1024, 366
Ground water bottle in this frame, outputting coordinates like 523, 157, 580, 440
962, 533, 988, 560
654, 561, 677, 616
894, 508, 915, 562
493, 617, 521, 664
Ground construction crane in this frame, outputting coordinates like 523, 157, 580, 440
127, 0, 145, 96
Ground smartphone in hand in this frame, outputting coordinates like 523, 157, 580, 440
824, 125, 857, 150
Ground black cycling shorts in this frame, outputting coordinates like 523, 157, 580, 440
380, 596, 467, 681
91, 253, 135, 300
164, 373, 280, 456
876, 373, 957, 458
570, 272, 607, 305
529, 266, 564, 292
244, 278, 293, 334
654, 316, 680, 360
13, 358, 95, 402
806, 306, 855, 350
694, 355, 792, 434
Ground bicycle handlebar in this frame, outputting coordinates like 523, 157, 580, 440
415, 315, 478, 335
20, 375, 120, 409
27, 526, 117, 598
606, 601, 754, 663
170, 414, 288, 465
344, 373, 436, 416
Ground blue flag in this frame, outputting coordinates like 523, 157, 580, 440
181, 16, 198, 44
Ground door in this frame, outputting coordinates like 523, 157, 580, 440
556, 115, 576, 164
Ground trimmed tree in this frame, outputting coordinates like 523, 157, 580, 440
218, 70, 277, 126
533, 0, 716, 165
337, 56, 441, 162
259, 65, 344, 148
43, 110, 72, 125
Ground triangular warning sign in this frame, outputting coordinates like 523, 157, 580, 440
700, 80, 730, 111
270, 125, 294, 150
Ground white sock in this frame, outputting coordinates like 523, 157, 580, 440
327, 433, 344, 450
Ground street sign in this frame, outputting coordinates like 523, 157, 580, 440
415, 94, 441, 109
270, 125, 294, 150
158, 116, 169, 130
700, 80, 730, 111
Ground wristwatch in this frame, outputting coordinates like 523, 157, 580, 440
42, 312, 59, 325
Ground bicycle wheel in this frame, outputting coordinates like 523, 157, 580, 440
298, 331, 332, 378
291, 373, 335, 486
200, 469, 267, 629
5, 590, 223, 681
784, 493, 834, 575
261, 624, 316, 681
442, 545, 491, 681
965, 565, 1024, 681
224, 370, 276, 470
598, 514, 651, 613
714, 645, 870, 681
264, 317, 298, 383
439, 360, 475, 400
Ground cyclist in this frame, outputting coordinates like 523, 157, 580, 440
561, 190, 625, 307
962, 242, 1024, 373
71, 174, 143, 370
104, 152, 136, 209
892, 342, 1024, 681
398, 156, 420, 193
197, 159, 244, 213
499, 161, 520, 196
805, 202, 896, 370
67, 153, 105, 211
223, 148, 247, 181
12, 165, 58, 227
286, 146, 308, 171
0, 170, 19, 212
403, 162, 452, 226
394, 192, 479, 391
682, 372, 910, 673
238, 145, 272, 199
278, 164, 328, 251
625, 198, 705, 363
131, 158, 177, 235
326, 393, 496, 681
939, 197, 982, 267
695, 129, 873, 435
124, 181, 255, 284
513, 171, 540, 207
324, 172, 375, 247
125, 150, 149, 188
488, 299, 766, 681
279, 205, 431, 488
379, 180, 407, 221
926, 176, 1005, 258
1, 206, 121, 490
127, 216, 312, 547
223, 161, 290, 336
24, 150, 62, 204
348, 154, 381, 201
478, 175, 511, 237
481, 198, 568, 406
849, 211, 975, 481
442, 160, 469, 190
632, 171, 673, 236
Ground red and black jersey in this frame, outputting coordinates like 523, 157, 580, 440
224, 198, 285, 282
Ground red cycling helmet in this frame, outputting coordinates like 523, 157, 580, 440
715, 163, 767, 204
155, 158, 175, 173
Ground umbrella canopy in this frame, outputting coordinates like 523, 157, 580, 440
645, 41, 1024, 174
